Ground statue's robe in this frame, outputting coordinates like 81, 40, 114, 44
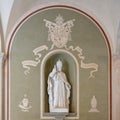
48, 71, 71, 112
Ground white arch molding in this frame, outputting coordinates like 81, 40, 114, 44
40, 49, 80, 119
5, 5, 112, 120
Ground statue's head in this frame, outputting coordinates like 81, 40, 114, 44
56, 59, 62, 71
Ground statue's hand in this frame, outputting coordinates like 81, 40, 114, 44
52, 65, 56, 73
49, 65, 56, 77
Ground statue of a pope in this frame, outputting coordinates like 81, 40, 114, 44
47, 59, 71, 112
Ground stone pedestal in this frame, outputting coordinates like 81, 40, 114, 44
53, 112, 68, 120
51, 108, 68, 113
44, 112, 76, 120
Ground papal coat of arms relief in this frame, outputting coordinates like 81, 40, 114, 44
22, 14, 98, 78
44, 14, 75, 49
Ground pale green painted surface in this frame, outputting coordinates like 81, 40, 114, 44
10, 7, 110, 120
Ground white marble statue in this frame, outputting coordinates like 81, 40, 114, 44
47, 59, 71, 112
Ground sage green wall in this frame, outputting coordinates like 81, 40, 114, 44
10, 7, 110, 120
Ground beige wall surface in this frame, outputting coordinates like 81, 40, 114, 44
1, 1, 120, 120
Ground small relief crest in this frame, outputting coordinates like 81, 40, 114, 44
44, 14, 75, 48
18, 94, 32, 112
89, 95, 100, 113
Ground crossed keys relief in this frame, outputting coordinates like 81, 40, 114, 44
22, 14, 98, 78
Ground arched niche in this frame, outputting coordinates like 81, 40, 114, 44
40, 50, 79, 117
6, 5, 112, 120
